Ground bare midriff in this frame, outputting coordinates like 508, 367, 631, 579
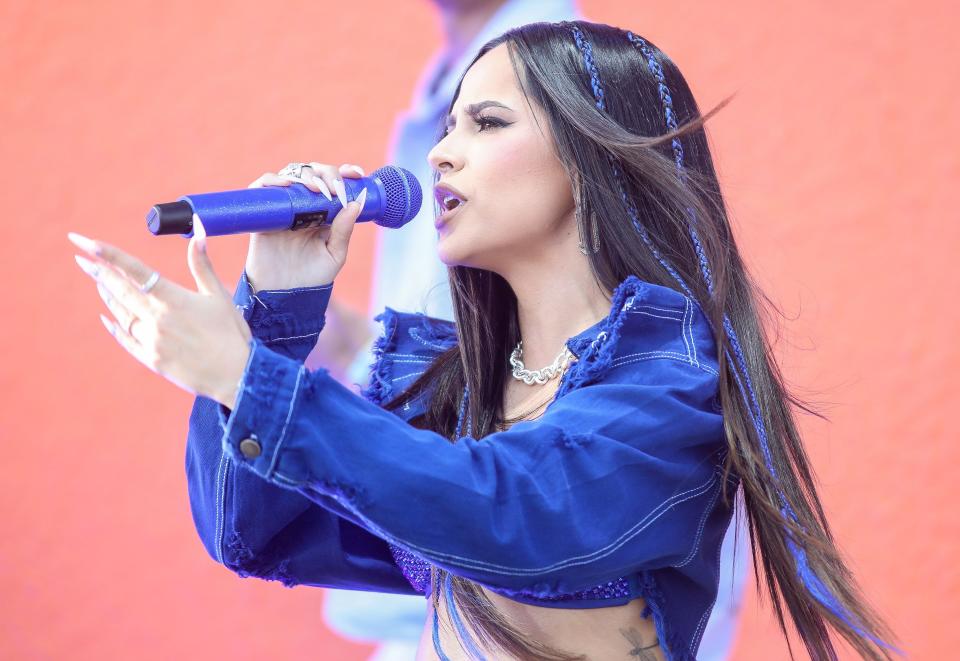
415, 587, 666, 660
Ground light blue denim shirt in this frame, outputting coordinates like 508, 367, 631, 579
185, 270, 737, 661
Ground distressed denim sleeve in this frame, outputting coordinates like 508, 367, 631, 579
219, 338, 727, 597
184, 271, 416, 594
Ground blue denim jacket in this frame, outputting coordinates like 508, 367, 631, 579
185, 271, 735, 661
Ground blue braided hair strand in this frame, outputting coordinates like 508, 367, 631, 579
570, 25, 696, 300
570, 23, 900, 654
432, 384, 478, 660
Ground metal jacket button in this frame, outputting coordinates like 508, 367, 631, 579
239, 437, 261, 459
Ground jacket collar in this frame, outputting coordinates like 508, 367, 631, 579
564, 275, 650, 359
386, 273, 696, 372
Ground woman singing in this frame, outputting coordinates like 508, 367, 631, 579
70, 20, 900, 661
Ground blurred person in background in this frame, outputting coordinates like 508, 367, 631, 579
309, 1, 749, 659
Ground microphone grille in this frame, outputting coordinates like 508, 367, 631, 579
373, 166, 422, 229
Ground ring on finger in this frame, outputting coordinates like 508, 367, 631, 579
278, 162, 310, 179
139, 271, 160, 294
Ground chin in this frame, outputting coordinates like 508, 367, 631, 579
436, 235, 492, 270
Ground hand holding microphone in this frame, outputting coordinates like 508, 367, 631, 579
146, 162, 422, 290
245, 161, 370, 291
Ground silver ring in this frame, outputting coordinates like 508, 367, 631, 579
140, 271, 160, 294
278, 162, 310, 179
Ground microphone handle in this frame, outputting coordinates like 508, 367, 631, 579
147, 178, 385, 238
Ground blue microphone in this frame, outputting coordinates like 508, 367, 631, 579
146, 165, 422, 238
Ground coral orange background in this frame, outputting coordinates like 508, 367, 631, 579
1, 1, 955, 659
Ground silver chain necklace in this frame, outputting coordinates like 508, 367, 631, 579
509, 340, 575, 385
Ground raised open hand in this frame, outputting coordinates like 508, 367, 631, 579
68, 217, 252, 409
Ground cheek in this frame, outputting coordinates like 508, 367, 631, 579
435, 194, 564, 269
437, 134, 573, 264
477, 142, 567, 227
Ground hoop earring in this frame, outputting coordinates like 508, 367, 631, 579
576, 207, 600, 255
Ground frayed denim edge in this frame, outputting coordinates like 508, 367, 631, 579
360, 307, 401, 405
557, 275, 648, 398
638, 571, 695, 661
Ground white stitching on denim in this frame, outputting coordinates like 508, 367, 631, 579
342, 471, 709, 573
249, 291, 268, 309
392, 372, 425, 383
610, 353, 719, 376
673, 475, 722, 567
215, 338, 257, 565
626, 310, 685, 322
631, 304, 683, 315
612, 350, 692, 362
272, 471, 298, 487
686, 297, 700, 368
389, 354, 436, 360
220, 339, 255, 451
682, 297, 694, 365
265, 331, 321, 343
272, 468, 718, 575
692, 593, 714, 649
265, 364, 306, 479
214, 453, 228, 564
414, 472, 718, 574
691, 528, 726, 647
407, 326, 456, 349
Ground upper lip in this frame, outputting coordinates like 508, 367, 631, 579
434, 183, 468, 212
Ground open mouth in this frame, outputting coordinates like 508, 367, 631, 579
442, 197, 463, 212
435, 185, 468, 228
437, 197, 467, 226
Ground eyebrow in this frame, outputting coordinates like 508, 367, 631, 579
444, 100, 513, 126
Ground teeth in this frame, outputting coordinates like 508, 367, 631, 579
443, 195, 462, 210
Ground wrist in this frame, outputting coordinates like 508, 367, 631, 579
244, 266, 334, 292
211, 337, 253, 411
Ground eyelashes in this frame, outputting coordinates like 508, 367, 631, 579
442, 115, 510, 138
476, 116, 507, 132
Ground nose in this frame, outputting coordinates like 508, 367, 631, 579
427, 135, 461, 177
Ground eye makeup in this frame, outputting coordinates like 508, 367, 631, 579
442, 100, 514, 136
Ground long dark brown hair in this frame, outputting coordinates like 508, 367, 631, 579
380, 20, 901, 661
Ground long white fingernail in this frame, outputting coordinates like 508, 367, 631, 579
347, 164, 365, 176
75, 254, 99, 277
354, 188, 367, 213
333, 178, 348, 208
96, 281, 111, 304
99, 313, 115, 336
312, 176, 333, 201
67, 232, 100, 255
192, 213, 207, 240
